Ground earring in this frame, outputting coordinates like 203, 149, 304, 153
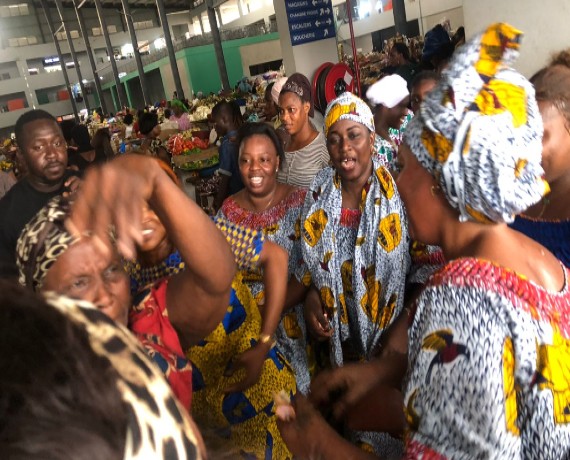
430, 185, 440, 196
275, 168, 278, 173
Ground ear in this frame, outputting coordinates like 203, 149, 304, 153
303, 101, 311, 115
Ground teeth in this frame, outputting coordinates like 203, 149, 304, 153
142, 229, 153, 235
250, 177, 262, 185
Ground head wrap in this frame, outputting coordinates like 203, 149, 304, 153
404, 22, 549, 224
366, 74, 409, 108
17, 196, 76, 292
271, 77, 288, 105
280, 73, 314, 117
323, 91, 375, 137
422, 24, 452, 62
170, 99, 188, 112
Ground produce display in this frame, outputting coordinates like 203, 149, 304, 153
167, 130, 218, 171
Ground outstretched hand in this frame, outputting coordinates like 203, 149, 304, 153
65, 155, 161, 260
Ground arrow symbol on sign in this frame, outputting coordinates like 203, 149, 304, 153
325, 7, 330, 14
326, 18, 332, 25
312, 0, 317, 5
320, 8, 324, 15
324, 29, 329, 37
315, 20, 320, 27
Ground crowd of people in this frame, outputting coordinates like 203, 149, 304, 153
1, 21, 569, 460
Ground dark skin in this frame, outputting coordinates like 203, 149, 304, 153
278, 92, 318, 152
16, 118, 77, 194
213, 107, 241, 211
277, 145, 565, 459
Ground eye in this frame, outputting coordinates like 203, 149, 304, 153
239, 157, 251, 164
327, 135, 340, 146
69, 277, 89, 292
105, 263, 123, 281
348, 132, 360, 140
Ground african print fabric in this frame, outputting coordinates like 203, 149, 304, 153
296, 158, 410, 457
404, 23, 548, 224
373, 111, 412, 169
218, 187, 312, 394
408, 241, 445, 286
404, 258, 570, 459
510, 215, 570, 268
47, 293, 204, 460
126, 218, 295, 459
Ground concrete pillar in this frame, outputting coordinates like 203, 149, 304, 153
54, 0, 90, 113
156, 0, 184, 100
392, 0, 408, 35
74, 0, 107, 114
39, 0, 79, 122
121, 0, 150, 107
94, 0, 128, 109
207, 0, 230, 91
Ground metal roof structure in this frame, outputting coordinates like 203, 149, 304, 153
30, 0, 207, 11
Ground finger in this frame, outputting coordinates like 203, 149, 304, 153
309, 369, 348, 407
275, 404, 296, 422
307, 314, 332, 340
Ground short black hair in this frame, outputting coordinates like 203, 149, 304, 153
411, 70, 440, 90
138, 112, 159, 135
123, 113, 133, 125
164, 108, 172, 119
392, 42, 410, 61
237, 122, 285, 168
0, 281, 127, 460
212, 100, 243, 129
59, 119, 77, 143
15, 110, 58, 149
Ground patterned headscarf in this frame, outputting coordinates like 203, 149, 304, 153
404, 23, 549, 224
323, 91, 375, 137
16, 196, 76, 292
280, 73, 314, 117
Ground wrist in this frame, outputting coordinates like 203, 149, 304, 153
257, 333, 276, 350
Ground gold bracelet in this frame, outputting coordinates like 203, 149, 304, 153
258, 333, 276, 347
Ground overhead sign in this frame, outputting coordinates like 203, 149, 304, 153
285, 0, 336, 46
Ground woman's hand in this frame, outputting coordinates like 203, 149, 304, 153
303, 286, 332, 341
225, 342, 271, 393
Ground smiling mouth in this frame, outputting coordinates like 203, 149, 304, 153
250, 177, 263, 186
141, 229, 154, 236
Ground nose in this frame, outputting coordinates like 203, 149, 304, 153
92, 277, 114, 314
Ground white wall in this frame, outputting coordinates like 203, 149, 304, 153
463, 0, 570, 77
240, 39, 283, 76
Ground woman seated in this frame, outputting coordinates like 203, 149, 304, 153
276, 23, 570, 459
218, 122, 311, 394
0, 281, 205, 459
138, 111, 170, 164
17, 154, 236, 413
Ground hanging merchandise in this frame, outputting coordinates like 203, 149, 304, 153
312, 62, 355, 114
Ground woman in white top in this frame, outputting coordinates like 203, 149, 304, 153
277, 73, 329, 188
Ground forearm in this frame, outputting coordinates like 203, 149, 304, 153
149, 170, 235, 296
284, 276, 309, 311
258, 241, 288, 338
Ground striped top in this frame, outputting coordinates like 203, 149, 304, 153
277, 131, 329, 188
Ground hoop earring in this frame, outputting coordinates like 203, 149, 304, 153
430, 185, 440, 197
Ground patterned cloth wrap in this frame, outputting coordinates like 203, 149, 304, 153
126, 218, 296, 460
16, 195, 193, 411
16, 195, 75, 291
45, 293, 204, 459
324, 91, 374, 137
404, 22, 549, 224
404, 258, 570, 458
218, 187, 312, 394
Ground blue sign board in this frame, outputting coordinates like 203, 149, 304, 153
285, 0, 336, 46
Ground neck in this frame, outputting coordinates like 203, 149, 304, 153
27, 175, 65, 194
375, 124, 391, 140
138, 238, 174, 267
289, 122, 316, 150
547, 173, 570, 201
247, 184, 278, 212
438, 216, 499, 261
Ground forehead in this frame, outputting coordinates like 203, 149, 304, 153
278, 91, 303, 107
240, 134, 277, 155
21, 119, 62, 143
328, 118, 367, 135
412, 79, 437, 95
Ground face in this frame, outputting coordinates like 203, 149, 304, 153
18, 119, 67, 190
411, 79, 437, 115
538, 101, 570, 183
239, 134, 279, 197
327, 119, 374, 183
42, 239, 130, 326
278, 92, 310, 137
139, 204, 169, 253
264, 91, 278, 119
396, 144, 444, 243
389, 49, 402, 66
375, 97, 410, 131
213, 113, 228, 136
